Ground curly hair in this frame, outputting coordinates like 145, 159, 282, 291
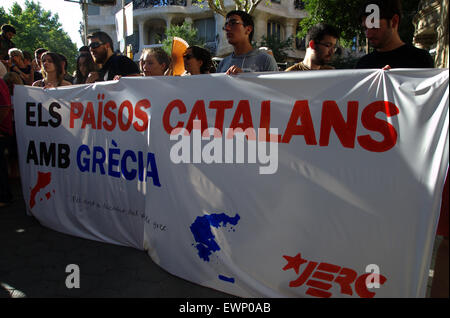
187, 46, 214, 74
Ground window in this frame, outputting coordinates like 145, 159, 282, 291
296, 25, 305, 49
87, 4, 100, 15
267, 21, 282, 41
271, 0, 281, 3
194, 18, 216, 43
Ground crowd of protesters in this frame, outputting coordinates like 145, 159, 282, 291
0, 0, 447, 298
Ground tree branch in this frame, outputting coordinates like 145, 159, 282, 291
207, 0, 227, 16
248, 0, 264, 15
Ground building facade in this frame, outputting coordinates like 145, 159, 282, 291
86, 0, 307, 62
413, 0, 449, 68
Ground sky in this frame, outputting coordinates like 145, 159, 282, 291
2, 0, 84, 48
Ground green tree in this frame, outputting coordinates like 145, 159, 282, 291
297, 0, 365, 48
297, 0, 421, 49
0, 0, 78, 73
162, 22, 204, 55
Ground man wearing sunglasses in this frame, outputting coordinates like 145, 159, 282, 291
285, 23, 339, 72
86, 31, 140, 83
216, 10, 278, 75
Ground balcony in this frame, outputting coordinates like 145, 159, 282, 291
133, 0, 187, 9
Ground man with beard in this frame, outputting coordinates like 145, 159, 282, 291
355, 0, 433, 69
86, 31, 139, 83
285, 23, 339, 71
216, 10, 278, 74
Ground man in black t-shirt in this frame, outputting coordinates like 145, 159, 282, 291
355, 0, 434, 69
86, 31, 139, 82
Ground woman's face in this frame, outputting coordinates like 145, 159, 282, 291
141, 53, 166, 76
41, 55, 55, 73
78, 56, 88, 76
183, 48, 203, 75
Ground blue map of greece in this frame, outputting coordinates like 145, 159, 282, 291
190, 213, 240, 283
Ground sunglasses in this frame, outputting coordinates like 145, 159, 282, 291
183, 54, 193, 60
88, 42, 105, 49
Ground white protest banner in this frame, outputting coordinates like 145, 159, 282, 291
14, 69, 448, 297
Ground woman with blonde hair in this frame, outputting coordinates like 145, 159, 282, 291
139, 47, 172, 76
32, 52, 71, 88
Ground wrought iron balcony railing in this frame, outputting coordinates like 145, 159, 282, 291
133, 0, 187, 9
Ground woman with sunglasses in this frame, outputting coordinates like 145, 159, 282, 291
32, 52, 71, 88
183, 46, 215, 75
139, 48, 171, 76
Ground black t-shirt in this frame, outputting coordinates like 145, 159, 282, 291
355, 44, 434, 69
34, 71, 43, 81
99, 54, 140, 81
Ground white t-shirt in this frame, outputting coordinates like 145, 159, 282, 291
217, 49, 279, 73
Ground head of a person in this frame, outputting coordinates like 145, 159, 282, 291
223, 10, 254, 45
76, 53, 98, 78
139, 47, 171, 76
35, 48, 48, 68
40, 52, 64, 83
306, 23, 339, 65
57, 53, 68, 74
87, 31, 114, 64
1, 24, 16, 40
360, 0, 402, 50
8, 48, 24, 64
78, 46, 90, 54
183, 46, 213, 75
3, 71, 23, 95
23, 51, 33, 65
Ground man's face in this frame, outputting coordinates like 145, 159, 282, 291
363, 18, 396, 50
88, 37, 108, 64
10, 54, 20, 64
312, 35, 337, 65
223, 14, 252, 46
4, 31, 14, 41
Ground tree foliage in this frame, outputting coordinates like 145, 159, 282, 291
193, 0, 265, 16
0, 0, 78, 73
162, 22, 204, 55
297, 0, 365, 47
298, 0, 421, 49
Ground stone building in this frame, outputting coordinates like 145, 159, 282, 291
86, 0, 307, 62
413, 0, 449, 68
